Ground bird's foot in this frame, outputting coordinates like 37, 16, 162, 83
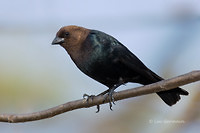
83, 94, 100, 113
107, 89, 116, 111
83, 94, 95, 101
82, 87, 117, 112
95, 91, 116, 112
83, 93, 96, 101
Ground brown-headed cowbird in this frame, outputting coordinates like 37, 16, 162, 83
52, 25, 188, 110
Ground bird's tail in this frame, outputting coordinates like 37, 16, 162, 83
146, 70, 189, 106
157, 87, 188, 106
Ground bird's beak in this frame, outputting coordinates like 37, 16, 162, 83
52, 37, 64, 45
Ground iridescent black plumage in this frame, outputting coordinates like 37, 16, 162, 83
52, 25, 188, 109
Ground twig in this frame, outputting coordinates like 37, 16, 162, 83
0, 70, 200, 123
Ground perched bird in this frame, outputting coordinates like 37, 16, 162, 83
52, 25, 188, 110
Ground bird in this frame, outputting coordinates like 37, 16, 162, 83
52, 25, 188, 111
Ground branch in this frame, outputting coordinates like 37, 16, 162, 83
0, 70, 200, 123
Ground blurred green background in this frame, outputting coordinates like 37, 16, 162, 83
0, 0, 200, 133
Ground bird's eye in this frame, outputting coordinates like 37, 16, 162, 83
65, 32, 69, 37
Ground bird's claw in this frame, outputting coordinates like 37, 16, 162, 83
108, 93, 115, 105
83, 93, 95, 99
96, 105, 100, 113
83, 89, 116, 112
108, 102, 114, 111
107, 90, 116, 111
83, 93, 96, 103
83, 94, 101, 113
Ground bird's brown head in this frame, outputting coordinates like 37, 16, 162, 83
52, 25, 90, 53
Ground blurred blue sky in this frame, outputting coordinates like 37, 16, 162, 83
0, 0, 200, 133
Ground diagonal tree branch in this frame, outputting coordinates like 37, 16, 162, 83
0, 70, 200, 123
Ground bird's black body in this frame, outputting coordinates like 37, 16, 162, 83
52, 25, 188, 107
74, 29, 188, 106
77, 30, 149, 87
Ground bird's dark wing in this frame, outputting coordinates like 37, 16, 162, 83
112, 45, 189, 106
111, 43, 163, 84
88, 30, 188, 106
89, 30, 160, 83
89, 29, 152, 71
